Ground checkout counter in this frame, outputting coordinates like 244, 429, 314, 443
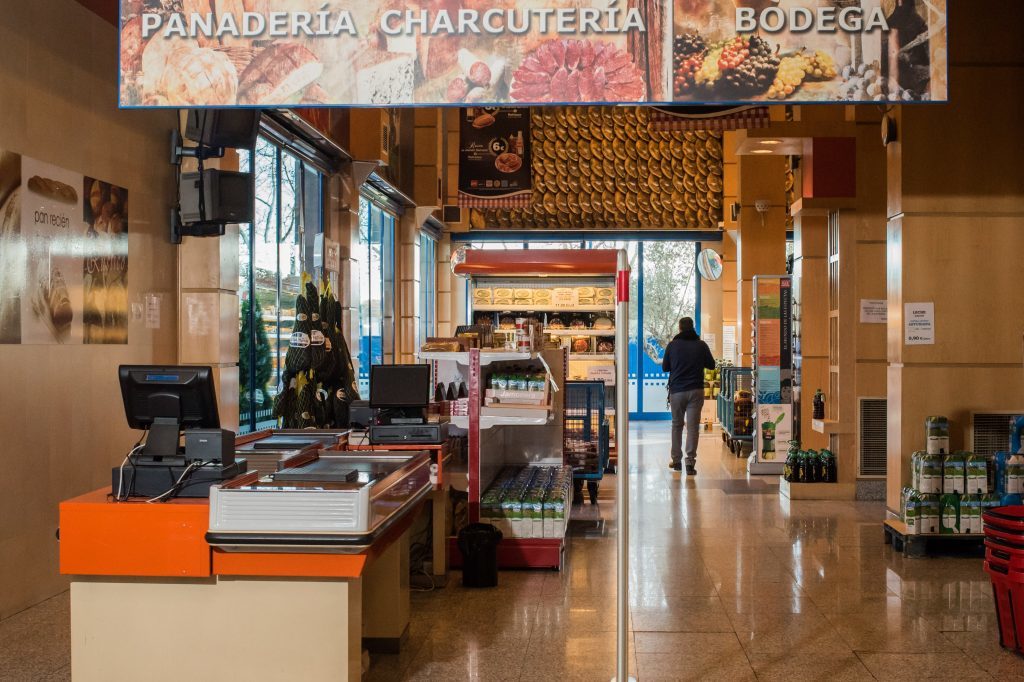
59, 369, 454, 681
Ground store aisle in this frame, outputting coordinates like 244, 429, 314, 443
369, 422, 1019, 681
0, 423, 1019, 681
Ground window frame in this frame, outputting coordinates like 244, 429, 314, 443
238, 134, 326, 434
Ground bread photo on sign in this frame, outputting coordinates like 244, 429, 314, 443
27, 176, 77, 204
31, 266, 73, 343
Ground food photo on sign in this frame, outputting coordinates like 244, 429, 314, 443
118, 0, 946, 106
457, 107, 533, 209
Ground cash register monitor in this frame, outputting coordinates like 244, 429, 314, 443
370, 364, 431, 424
119, 365, 220, 465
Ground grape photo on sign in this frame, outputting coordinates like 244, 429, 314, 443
119, 0, 947, 106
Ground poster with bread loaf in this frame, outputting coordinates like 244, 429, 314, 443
2, 155, 129, 345
0, 149, 22, 344
20, 157, 86, 345
119, 0, 947, 106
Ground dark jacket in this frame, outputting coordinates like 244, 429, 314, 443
662, 332, 716, 394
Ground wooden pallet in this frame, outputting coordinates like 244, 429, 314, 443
883, 519, 985, 558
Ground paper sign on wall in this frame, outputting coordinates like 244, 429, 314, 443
860, 299, 887, 324
722, 326, 736, 365
905, 302, 935, 345
587, 364, 616, 386
704, 332, 717, 354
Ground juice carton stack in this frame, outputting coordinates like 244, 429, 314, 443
480, 465, 572, 539
901, 416, 998, 535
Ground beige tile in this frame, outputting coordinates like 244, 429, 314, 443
631, 596, 733, 633
856, 652, 991, 680
402, 632, 529, 681
730, 612, 851, 657
824, 609, 960, 653
746, 651, 874, 681
636, 647, 757, 681
945, 630, 1024, 678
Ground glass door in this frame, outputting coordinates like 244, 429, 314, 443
635, 241, 700, 420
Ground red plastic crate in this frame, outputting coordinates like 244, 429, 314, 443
983, 506, 1024, 533
984, 524, 1024, 546
987, 544, 1024, 572
984, 561, 1024, 654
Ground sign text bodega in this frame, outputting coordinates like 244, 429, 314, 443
736, 6, 889, 34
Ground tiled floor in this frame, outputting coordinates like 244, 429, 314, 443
3, 422, 1022, 680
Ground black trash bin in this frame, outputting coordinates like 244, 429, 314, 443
457, 523, 502, 588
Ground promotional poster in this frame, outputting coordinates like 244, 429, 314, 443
458, 107, 533, 208
118, 0, 948, 107
0, 152, 129, 345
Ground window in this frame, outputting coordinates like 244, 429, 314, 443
354, 196, 397, 397
417, 232, 437, 349
238, 137, 325, 434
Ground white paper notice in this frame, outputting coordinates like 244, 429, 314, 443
145, 294, 161, 329
905, 302, 935, 345
587, 364, 616, 386
722, 326, 736, 364
860, 299, 887, 324
705, 332, 717, 353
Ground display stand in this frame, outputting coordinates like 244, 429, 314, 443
747, 275, 793, 476
465, 251, 620, 472
426, 348, 567, 569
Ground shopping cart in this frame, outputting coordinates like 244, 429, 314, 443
719, 367, 754, 456
564, 381, 609, 505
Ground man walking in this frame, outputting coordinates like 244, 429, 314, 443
662, 317, 716, 475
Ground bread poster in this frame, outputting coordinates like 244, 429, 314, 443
3, 154, 129, 345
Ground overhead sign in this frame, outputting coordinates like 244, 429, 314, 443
119, 0, 947, 107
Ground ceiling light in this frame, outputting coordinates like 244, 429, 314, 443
759, 139, 783, 145
751, 149, 773, 154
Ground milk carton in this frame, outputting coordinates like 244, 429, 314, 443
926, 416, 950, 455
960, 495, 981, 534
965, 455, 989, 494
901, 487, 920, 534
939, 493, 961, 534
913, 452, 943, 494
943, 454, 966, 494
918, 494, 941, 534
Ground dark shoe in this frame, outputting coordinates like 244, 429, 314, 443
669, 461, 682, 471
686, 465, 697, 476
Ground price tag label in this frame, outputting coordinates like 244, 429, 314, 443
551, 288, 577, 308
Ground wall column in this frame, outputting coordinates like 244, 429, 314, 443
885, 8, 1024, 510
177, 146, 240, 432
735, 154, 787, 368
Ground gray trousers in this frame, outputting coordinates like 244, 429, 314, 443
670, 389, 705, 466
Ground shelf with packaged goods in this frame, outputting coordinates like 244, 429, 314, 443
449, 411, 552, 431
546, 329, 615, 337
418, 351, 538, 366
475, 305, 615, 313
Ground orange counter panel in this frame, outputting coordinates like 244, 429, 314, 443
213, 551, 368, 578
59, 489, 211, 578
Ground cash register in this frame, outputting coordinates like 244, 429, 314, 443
111, 365, 246, 499
368, 364, 448, 445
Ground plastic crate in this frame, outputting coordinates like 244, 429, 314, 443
984, 561, 1024, 653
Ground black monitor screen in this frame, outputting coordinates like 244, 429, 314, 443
119, 365, 220, 431
369, 364, 431, 408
